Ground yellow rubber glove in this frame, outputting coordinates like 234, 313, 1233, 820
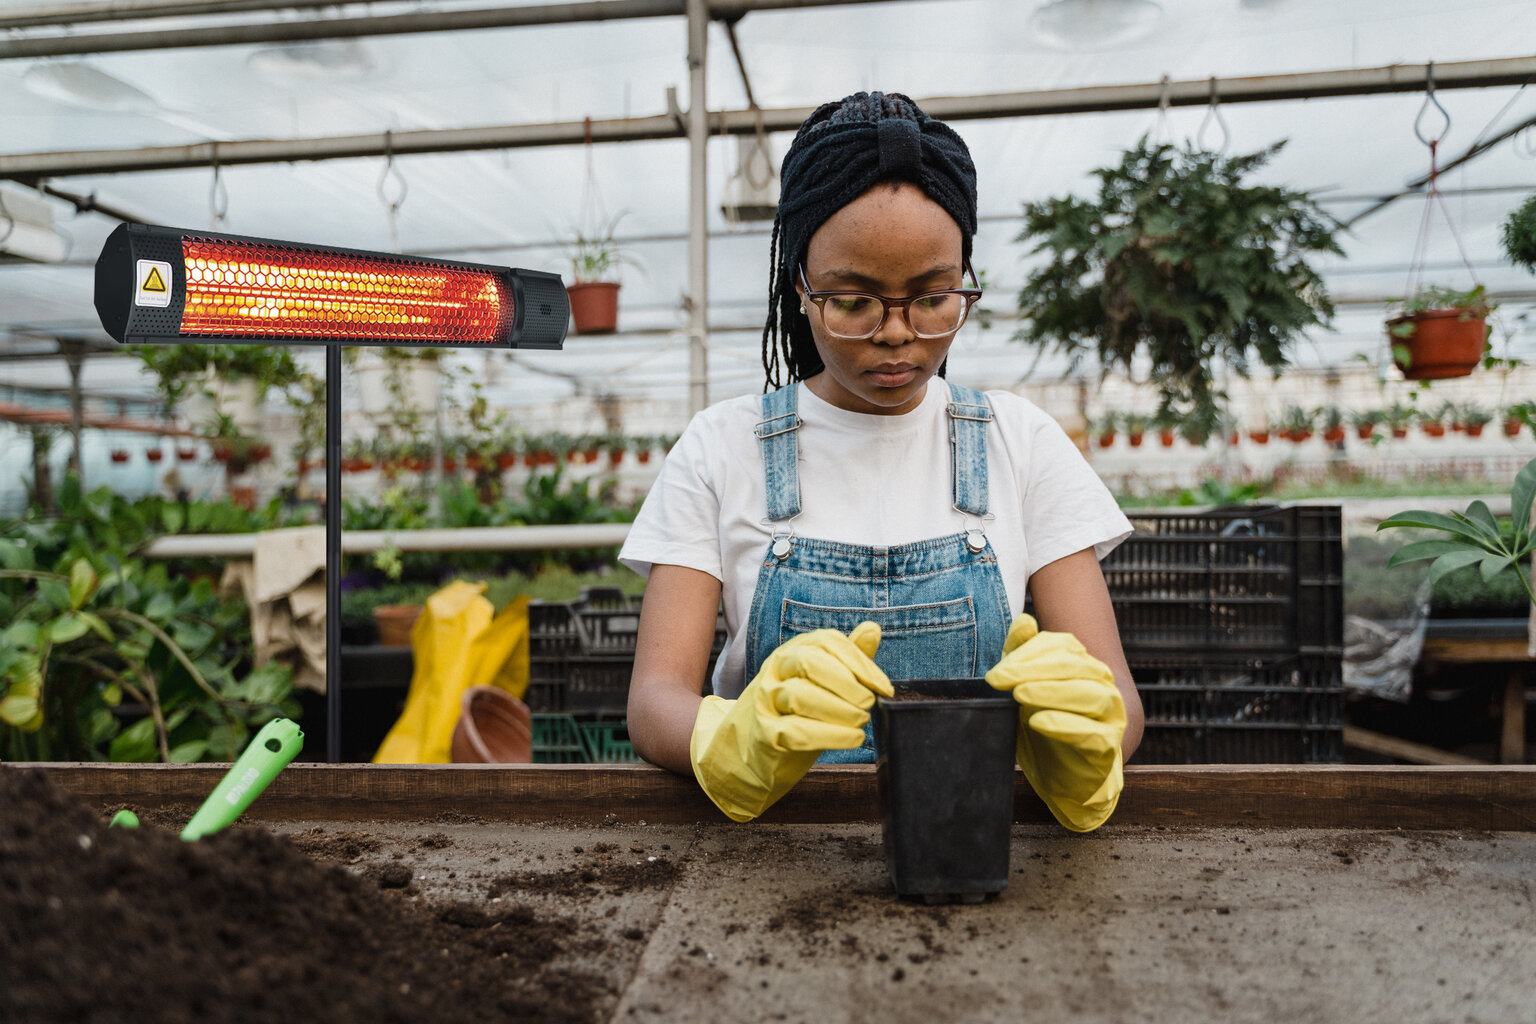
985, 614, 1126, 832
690, 622, 892, 822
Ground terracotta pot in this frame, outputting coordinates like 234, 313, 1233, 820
497, 453, 518, 470
1324, 427, 1345, 444
609, 450, 624, 466
110, 450, 129, 463
1248, 431, 1269, 445
450, 686, 532, 764
465, 454, 484, 472
1356, 425, 1375, 440
1423, 422, 1446, 437
373, 603, 422, 647
1387, 309, 1487, 380
1503, 419, 1522, 438
637, 450, 652, 464
146, 448, 164, 463
177, 447, 198, 462
566, 281, 621, 334
583, 449, 600, 464
1097, 432, 1116, 448
1466, 423, 1485, 438
1159, 429, 1175, 447
1127, 432, 1144, 447
1392, 427, 1409, 439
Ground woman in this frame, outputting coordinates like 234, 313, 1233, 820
621, 92, 1141, 831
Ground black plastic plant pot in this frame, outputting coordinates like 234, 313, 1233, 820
872, 678, 1019, 904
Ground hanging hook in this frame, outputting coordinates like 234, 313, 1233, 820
744, 105, 775, 189
1196, 76, 1230, 153
1414, 61, 1452, 148
1154, 74, 1172, 144
209, 143, 228, 229
377, 130, 408, 246
1514, 124, 1536, 160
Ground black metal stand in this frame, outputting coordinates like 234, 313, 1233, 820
325, 345, 342, 763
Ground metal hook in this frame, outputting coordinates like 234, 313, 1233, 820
377, 130, 408, 245
1196, 76, 1230, 153
1154, 74, 1172, 144
1414, 61, 1452, 148
208, 143, 228, 228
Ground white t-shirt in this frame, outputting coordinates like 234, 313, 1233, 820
619, 378, 1132, 691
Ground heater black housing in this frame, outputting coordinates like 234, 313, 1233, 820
94, 222, 568, 350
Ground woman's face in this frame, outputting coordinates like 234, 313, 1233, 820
796, 181, 966, 416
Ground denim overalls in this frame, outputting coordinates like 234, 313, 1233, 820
744, 381, 1013, 763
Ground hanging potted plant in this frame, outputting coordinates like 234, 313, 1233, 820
633, 435, 655, 464
1280, 404, 1314, 443
1320, 406, 1346, 445
1461, 403, 1492, 438
1419, 403, 1448, 438
109, 448, 130, 464
1384, 401, 1415, 439
1092, 412, 1118, 449
132, 344, 304, 435
1350, 409, 1380, 441
145, 445, 164, 463
1121, 412, 1147, 448
1503, 402, 1533, 439
1013, 137, 1340, 431
565, 215, 639, 335
1386, 285, 1494, 381
1247, 421, 1270, 445
1151, 409, 1177, 448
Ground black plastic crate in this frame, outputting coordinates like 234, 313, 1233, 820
1132, 654, 1343, 764
1106, 505, 1343, 657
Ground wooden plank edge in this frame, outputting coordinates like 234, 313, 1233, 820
10, 762, 1536, 831
1342, 725, 1487, 766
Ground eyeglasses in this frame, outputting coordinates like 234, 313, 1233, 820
798, 264, 983, 341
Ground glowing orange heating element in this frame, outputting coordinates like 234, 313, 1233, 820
179, 239, 511, 342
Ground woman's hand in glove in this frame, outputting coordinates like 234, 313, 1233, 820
690, 622, 892, 822
985, 613, 1126, 832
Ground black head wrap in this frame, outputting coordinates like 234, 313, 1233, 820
762, 91, 979, 386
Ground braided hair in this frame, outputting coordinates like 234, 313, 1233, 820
761, 91, 979, 388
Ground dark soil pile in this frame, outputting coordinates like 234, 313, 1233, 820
0, 768, 612, 1024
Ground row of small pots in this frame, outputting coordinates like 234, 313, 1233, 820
1095, 418, 1527, 449
109, 443, 271, 464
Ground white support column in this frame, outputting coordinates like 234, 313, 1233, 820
686, 0, 710, 416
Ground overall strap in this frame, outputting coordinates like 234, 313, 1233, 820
945, 381, 992, 517
755, 384, 802, 521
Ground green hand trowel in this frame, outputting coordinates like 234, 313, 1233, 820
178, 718, 304, 841
109, 718, 303, 838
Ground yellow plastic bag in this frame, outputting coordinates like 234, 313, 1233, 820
372, 581, 530, 764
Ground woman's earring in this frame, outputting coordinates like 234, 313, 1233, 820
799, 305, 806, 314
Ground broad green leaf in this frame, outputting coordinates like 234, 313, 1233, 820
1427, 549, 1487, 584
1512, 457, 1536, 538
36, 578, 71, 612
1386, 538, 1480, 567
0, 692, 42, 731
1462, 501, 1506, 547
49, 614, 91, 645
68, 560, 98, 609
143, 591, 176, 624
102, 682, 122, 706
1479, 552, 1515, 583
0, 539, 33, 571
163, 705, 192, 731
1, 621, 40, 649
1378, 510, 1497, 549
171, 622, 215, 654
109, 716, 158, 762
168, 740, 208, 763
85, 708, 119, 747
77, 611, 113, 642
161, 503, 186, 535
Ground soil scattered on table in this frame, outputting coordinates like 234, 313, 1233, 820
0, 768, 631, 1024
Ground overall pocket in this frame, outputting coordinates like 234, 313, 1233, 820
780, 598, 979, 680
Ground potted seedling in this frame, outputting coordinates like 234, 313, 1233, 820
1093, 412, 1118, 448
1420, 404, 1448, 438
873, 678, 1019, 903
1014, 137, 1340, 432
1386, 284, 1494, 381
1350, 409, 1380, 441
1384, 401, 1415, 439
1320, 406, 1346, 445
1122, 412, 1148, 448
1504, 402, 1534, 439
1280, 404, 1314, 443
1462, 405, 1492, 438
565, 215, 640, 335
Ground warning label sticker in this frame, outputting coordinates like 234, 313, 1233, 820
135, 259, 172, 308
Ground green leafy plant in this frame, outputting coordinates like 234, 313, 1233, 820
131, 344, 306, 407
1501, 191, 1536, 274
1387, 284, 1495, 339
0, 478, 297, 762
1377, 457, 1536, 605
567, 213, 642, 283
1013, 136, 1341, 427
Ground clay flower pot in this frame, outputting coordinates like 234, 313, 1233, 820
1466, 423, 1485, 438
1127, 432, 1144, 448
373, 604, 422, 647
145, 448, 164, 463
1159, 429, 1176, 448
1248, 430, 1270, 445
1356, 425, 1375, 440
566, 281, 621, 334
497, 453, 518, 471
1422, 422, 1446, 438
110, 450, 129, 463
1387, 309, 1487, 380
177, 447, 198, 462
873, 678, 1019, 904
450, 686, 532, 764
1504, 419, 1523, 438
1323, 427, 1345, 444
637, 449, 652, 464
1097, 432, 1116, 448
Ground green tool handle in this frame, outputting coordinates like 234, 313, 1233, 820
180, 718, 303, 841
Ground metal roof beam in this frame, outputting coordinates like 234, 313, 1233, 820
0, 0, 929, 58
4, 57, 1534, 181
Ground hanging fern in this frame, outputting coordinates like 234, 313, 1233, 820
1502, 191, 1536, 274
1013, 137, 1342, 431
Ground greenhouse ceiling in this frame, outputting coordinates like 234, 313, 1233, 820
2, 0, 1536, 413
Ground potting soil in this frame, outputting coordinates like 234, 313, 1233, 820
0, 768, 642, 1024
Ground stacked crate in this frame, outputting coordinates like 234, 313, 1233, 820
1105, 505, 1344, 763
